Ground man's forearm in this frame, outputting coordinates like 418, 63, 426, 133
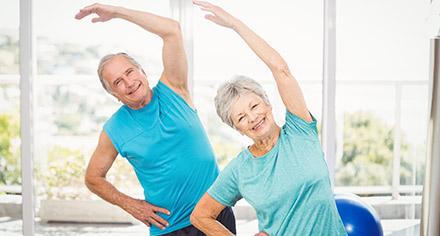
85, 176, 134, 210
114, 7, 180, 39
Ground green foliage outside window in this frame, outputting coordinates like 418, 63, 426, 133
336, 112, 396, 185
0, 110, 427, 197
335, 111, 424, 186
37, 146, 86, 200
37, 145, 139, 200
0, 113, 20, 186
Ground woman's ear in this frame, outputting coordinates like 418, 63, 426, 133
265, 102, 273, 111
236, 127, 245, 136
232, 124, 244, 136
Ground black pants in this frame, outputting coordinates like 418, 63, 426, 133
162, 207, 236, 236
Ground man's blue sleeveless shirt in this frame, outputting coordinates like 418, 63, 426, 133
103, 81, 219, 235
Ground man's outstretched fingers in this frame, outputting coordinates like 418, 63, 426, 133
148, 216, 167, 230
154, 206, 171, 215
142, 220, 151, 227
151, 213, 169, 228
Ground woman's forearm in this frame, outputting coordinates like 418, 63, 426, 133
190, 192, 235, 235
190, 216, 234, 236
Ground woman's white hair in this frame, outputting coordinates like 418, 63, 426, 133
214, 75, 270, 128
97, 52, 143, 93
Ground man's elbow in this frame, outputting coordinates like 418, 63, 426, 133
163, 20, 182, 38
170, 20, 181, 34
84, 174, 93, 189
84, 173, 100, 191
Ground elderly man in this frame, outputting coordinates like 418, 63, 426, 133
75, 3, 235, 236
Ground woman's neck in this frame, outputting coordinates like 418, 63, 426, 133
250, 126, 281, 157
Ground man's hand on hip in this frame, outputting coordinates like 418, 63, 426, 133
123, 198, 171, 230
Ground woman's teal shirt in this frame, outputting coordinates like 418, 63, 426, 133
208, 111, 347, 236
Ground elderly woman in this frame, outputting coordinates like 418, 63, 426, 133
190, 1, 347, 236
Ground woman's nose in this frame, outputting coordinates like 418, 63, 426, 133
248, 112, 258, 123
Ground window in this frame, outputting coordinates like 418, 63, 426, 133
0, 0, 21, 231
2, 0, 433, 234
33, 0, 169, 231
334, 0, 430, 222
193, 0, 323, 167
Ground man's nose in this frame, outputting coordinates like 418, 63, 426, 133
125, 76, 136, 88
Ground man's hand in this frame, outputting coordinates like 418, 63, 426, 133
75, 3, 119, 23
123, 198, 171, 230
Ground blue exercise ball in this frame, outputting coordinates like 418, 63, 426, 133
335, 194, 384, 236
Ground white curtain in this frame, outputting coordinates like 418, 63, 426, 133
421, 37, 440, 236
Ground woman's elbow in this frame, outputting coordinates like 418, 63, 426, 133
270, 61, 290, 76
272, 63, 290, 74
190, 209, 203, 227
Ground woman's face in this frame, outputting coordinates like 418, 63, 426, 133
230, 92, 276, 140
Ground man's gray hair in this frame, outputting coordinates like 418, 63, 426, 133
214, 75, 270, 128
97, 52, 143, 93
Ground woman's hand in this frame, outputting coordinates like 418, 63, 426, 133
75, 3, 119, 23
193, 0, 237, 29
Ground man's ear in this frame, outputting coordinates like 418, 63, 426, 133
111, 92, 121, 102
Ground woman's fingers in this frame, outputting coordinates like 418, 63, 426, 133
193, 0, 212, 8
200, 7, 212, 12
75, 4, 99, 19
205, 14, 221, 24
194, 0, 219, 14
91, 17, 103, 23
75, 8, 92, 19
194, 1, 234, 28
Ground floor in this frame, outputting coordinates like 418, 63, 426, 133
0, 217, 420, 236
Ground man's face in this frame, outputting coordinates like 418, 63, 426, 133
101, 55, 150, 109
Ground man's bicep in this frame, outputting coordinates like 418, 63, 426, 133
86, 131, 118, 178
161, 30, 188, 89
